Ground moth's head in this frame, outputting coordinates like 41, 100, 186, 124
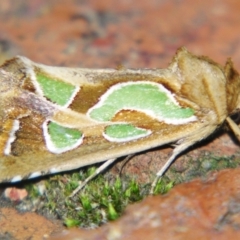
224, 59, 240, 114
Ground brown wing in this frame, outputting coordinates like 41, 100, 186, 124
0, 112, 206, 183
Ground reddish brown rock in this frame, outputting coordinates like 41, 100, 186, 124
0, 208, 61, 240
1, 0, 240, 68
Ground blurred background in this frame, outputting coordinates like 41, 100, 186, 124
1, 0, 240, 69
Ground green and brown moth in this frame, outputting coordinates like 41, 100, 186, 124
1, 47, 240, 195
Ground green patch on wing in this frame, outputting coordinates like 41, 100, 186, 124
36, 74, 78, 106
47, 121, 83, 153
88, 82, 195, 123
104, 124, 151, 142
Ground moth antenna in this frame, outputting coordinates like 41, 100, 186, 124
226, 117, 240, 140
69, 158, 117, 198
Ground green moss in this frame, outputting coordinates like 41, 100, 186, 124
25, 184, 41, 198
27, 166, 173, 228
152, 179, 174, 195
21, 153, 240, 228
167, 154, 240, 184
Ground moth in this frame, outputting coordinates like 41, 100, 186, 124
1, 47, 240, 196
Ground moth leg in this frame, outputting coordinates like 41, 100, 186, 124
226, 117, 240, 140
150, 139, 200, 194
119, 154, 134, 175
69, 158, 117, 198
151, 117, 240, 194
